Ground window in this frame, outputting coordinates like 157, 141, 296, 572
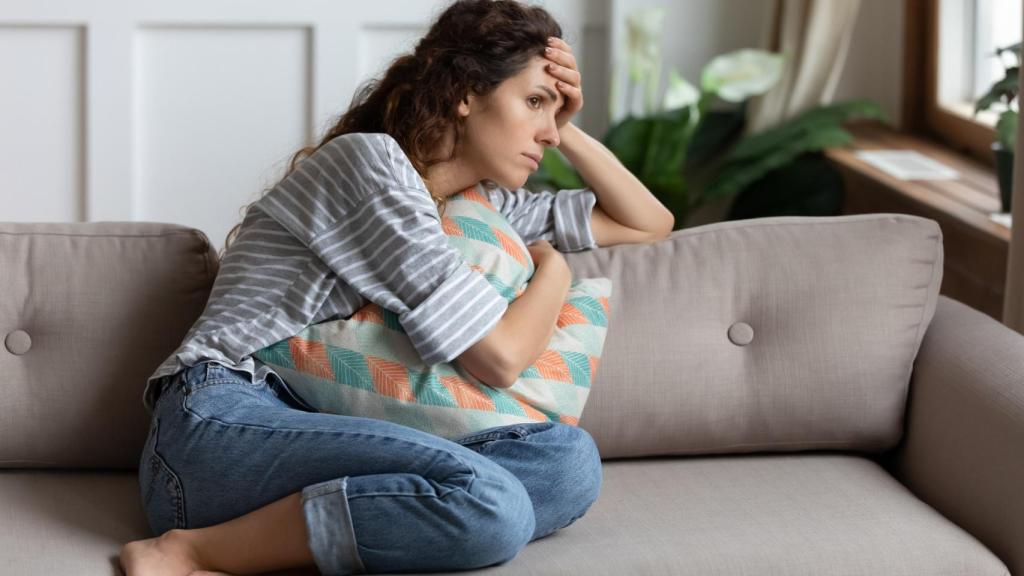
937, 0, 1021, 126
907, 0, 1021, 164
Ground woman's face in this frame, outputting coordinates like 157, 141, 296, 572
456, 56, 564, 190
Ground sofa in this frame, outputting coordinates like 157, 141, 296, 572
1, 213, 1021, 576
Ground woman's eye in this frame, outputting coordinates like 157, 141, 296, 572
528, 96, 542, 109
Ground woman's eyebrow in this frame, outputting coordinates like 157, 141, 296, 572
535, 85, 562, 107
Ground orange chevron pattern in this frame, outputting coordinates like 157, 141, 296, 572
439, 375, 496, 411
556, 302, 588, 328
461, 186, 493, 207
589, 356, 600, 378
493, 228, 528, 266
441, 216, 462, 237
513, 397, 548, 421
368, 356, 414, 402
599, 296, 610, 316
350, 303, 385, 324
533, 349, 572, 383
289, 337, 335, 381
559, 414, 579, 425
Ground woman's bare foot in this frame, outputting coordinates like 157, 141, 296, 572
119, 529, 208, 576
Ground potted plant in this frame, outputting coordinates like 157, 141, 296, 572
530, 7, 885, 228
974, 41, 1019, 213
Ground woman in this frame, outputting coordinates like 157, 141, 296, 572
121, 1, 674, 574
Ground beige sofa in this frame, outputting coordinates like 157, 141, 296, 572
1, 214, 1021, 575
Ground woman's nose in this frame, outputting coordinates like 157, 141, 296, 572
538, 118, 560, 147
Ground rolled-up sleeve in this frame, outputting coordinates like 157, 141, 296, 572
484, 185, 597, 252
255, 133, 508, 365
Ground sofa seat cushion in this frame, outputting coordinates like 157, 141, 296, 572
479, 454, 1007, 576
0, 455, 1008, 576
0, 471, 148, 575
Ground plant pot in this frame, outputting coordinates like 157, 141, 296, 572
993, 142, 1014, 213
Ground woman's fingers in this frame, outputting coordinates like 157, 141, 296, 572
556, 81, 583, 111
545, 62, 581, 87
545, 37, 583, 126
545, 37, 578, 71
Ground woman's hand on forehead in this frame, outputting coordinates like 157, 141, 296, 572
543, 37, 583, 129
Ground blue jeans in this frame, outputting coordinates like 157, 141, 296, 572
139, 360, 603, 575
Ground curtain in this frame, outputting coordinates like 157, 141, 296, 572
1001, 9, 1024, 334
745, 0, 862, 135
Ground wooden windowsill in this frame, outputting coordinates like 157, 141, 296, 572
824, 120, 1009, 243
824, 119, 1009, 321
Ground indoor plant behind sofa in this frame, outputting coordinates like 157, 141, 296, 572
1, 214, 1021, 575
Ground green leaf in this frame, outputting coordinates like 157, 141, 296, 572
975, 67, 1019, 114
705, 124, 853, 200
684, 106, 747, 170
996, 42, 1021, 64
726, 99, 885, 163
640, 107, 692, 181
536, 147, 585, 190
602, 115, 656, 174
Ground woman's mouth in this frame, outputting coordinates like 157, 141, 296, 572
522, 153, 540, 170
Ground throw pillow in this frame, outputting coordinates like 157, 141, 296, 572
252, 186, 612, 440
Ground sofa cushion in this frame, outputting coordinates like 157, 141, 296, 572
563, 213, 943, 458
0, 223, 218, 468
0, 456, 1007, 575
451, 455, 1008, 575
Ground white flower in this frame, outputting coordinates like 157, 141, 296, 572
662, 68, 699, 111
700, 49, 784, 102
625, 7, 664, 83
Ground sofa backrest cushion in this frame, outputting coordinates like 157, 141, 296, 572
563, 213, 943, 459
0, 223, 217, 469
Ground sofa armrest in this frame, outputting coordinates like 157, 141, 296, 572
884, 295, 1024, 574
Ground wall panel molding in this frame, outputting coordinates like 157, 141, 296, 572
0, 1, 608, 253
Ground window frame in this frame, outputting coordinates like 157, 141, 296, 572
904, 0, 999, 168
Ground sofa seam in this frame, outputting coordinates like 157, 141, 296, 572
0, 230, 204, 239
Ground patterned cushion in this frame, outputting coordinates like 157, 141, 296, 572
252, 186, 612, 439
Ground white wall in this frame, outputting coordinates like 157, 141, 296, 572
0, 0, 607, 253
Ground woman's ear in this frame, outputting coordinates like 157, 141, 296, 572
457, 94, 474, 118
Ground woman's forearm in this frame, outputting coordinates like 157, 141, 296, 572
557, 122, 674, 236
496, 259, 571, 384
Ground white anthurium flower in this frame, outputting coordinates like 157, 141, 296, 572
700, 49, 785, 102
662, 68, 700, 111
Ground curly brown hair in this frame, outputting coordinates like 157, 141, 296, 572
221, 0, 562, 256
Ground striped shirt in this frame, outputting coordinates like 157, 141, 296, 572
144, 132, 598, 413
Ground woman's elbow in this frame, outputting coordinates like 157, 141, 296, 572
455, 327, 518, 389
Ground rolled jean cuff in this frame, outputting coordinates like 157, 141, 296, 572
301, 477, 366, 575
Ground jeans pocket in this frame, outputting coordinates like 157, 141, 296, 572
139, 416, 187, 535
454, 423, 543, 452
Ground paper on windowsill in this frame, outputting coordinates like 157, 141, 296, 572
854, 150, 959, 181
990, 212, 1012, 229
